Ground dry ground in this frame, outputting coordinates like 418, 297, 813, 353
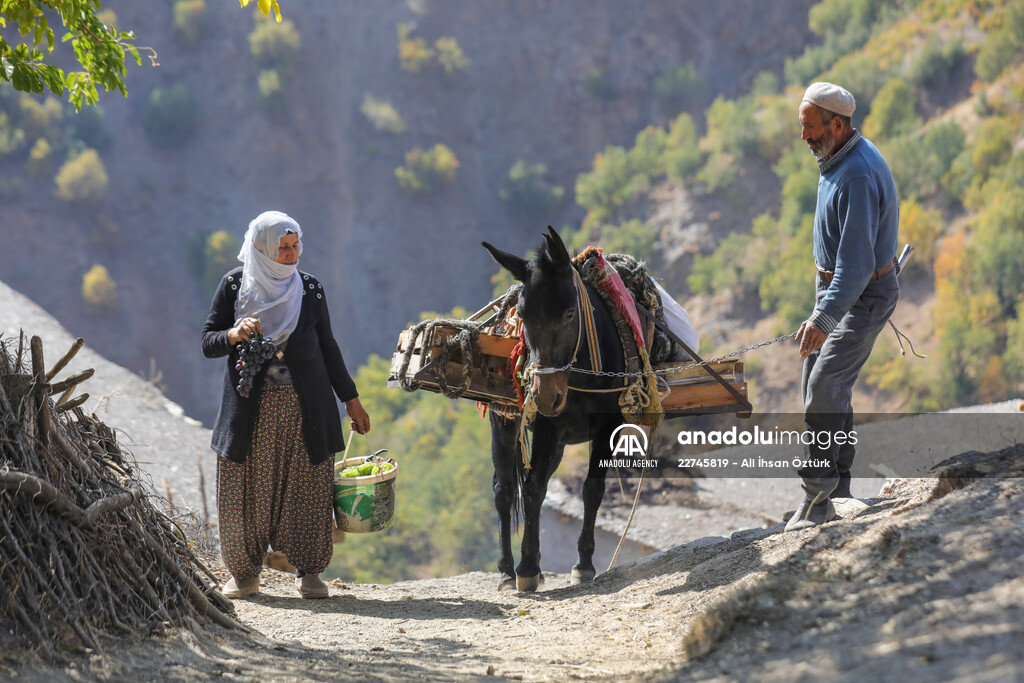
5, 445, 1023, 683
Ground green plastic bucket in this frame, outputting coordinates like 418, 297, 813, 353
333, 456, 398, 533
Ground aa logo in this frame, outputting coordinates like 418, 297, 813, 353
609, 424, 648, 458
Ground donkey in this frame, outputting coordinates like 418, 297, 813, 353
482, 227, 628, 592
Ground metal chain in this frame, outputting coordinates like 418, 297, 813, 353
534, 330, 799, 379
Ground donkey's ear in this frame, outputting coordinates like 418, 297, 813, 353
543, 226, 571, 267
483, 242, 530, 282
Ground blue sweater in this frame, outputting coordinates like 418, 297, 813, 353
809, 133, 899, 334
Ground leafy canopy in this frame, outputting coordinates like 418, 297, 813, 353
1, 0, 286, 109
0, 0, 149, 110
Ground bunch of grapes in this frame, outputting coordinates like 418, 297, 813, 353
234, 333, 277, 397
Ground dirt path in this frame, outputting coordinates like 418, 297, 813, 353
7, 445, 1024, 683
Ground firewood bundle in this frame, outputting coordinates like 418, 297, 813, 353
0, 333, 240, 654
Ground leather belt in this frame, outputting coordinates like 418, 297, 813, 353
817, 261, 895, 283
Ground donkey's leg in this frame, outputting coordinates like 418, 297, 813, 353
572, 420, 616, 585
490, 412, 519, 591
516, 419, 561, 592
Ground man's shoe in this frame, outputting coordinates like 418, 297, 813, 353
830, 471, 852, 500
784, 492, 837, 532
221, 576, 259, 599
297, 573, 329, 599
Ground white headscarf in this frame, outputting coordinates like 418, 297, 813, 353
235, 210, 304, 345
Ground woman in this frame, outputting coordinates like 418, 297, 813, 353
202, 210, 370, 599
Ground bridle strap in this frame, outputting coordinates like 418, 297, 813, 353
529, 267, 595, 376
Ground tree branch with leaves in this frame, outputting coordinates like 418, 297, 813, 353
1, 0, 285, 110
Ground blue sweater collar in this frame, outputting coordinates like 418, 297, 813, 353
818, 130, 862, 174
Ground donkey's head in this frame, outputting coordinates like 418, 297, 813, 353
483, 227, 579, 417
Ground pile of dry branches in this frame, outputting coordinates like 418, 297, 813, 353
0, 333, 239, 654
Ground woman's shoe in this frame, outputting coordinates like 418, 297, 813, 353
221, 575, 260, 599
296, 573, 329, 599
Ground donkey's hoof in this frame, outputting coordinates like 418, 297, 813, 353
570, 567, 596, 585
498, 576, 517, 592
516, 573, 544, 592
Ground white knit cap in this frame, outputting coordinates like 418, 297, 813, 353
802, 82, 856, 117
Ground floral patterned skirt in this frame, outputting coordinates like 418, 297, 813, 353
217, 385, 333, 579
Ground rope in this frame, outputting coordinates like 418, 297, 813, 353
888, 320, 927, 358
557, 331, 800, 380
396, 285, 522, 400
607, 468, 646, 572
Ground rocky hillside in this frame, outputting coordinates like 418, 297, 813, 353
0, 0, 816, 425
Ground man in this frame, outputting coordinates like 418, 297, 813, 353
785, 82, 900, 532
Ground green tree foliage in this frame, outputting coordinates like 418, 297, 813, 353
361, 93, 405, 134
435, 36, 469, 76
54, 147, 106, 202
82, 263, 116, 313
689, 227, 766, 295
663, 112, 700, 181
583, 68, 616, 101
895, 199, 942, 278
654, 63, 702, 117
823, 52, 892, 111
327, 355, 499, 582
885, 120, 965, 201
862, 78, 920, 141
750, 71, 779, 98
970, 117, 1013, 183
142, 83, 199, 149
974, 0, 1024, 82
394, 25, 468, 78
173, 0, 207, 45
699, 95, 757, 192
25, 135, 50, 177
695, 152, 736, 195
249, 16, 301, 70
69, 102, 111, 150
0, 0, 146, 109
754, 93, 798, 163
575, 126, 671, 222
203, 231, 241, 295
969, 178, 1024, 318
1002, 297, 1024, 386
690, 140, 819, 327
0, 111, 26, 156
18, 93, 62, 142
396, 23, 434, 73
257, 69, 283, 114
862, 339, 940, 412
565, 218, 658, 262
395, 143, 459, 195
907, 37, 965, 88
931, 150, 1024, 405
499, 160, 564, 215
756, 215, 816, 330
785, 0, 903, 86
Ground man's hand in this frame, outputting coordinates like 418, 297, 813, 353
346, 397, 371, 434
796, 320, 827, 360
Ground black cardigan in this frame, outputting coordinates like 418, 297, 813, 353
202, 267, 358, 465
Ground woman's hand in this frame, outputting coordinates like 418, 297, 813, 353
345, 397, 371, 435
227, 317, 263, 346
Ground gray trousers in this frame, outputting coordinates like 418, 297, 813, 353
799, 270, 899, 497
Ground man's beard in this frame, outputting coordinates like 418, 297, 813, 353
808, 127, 837, 159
